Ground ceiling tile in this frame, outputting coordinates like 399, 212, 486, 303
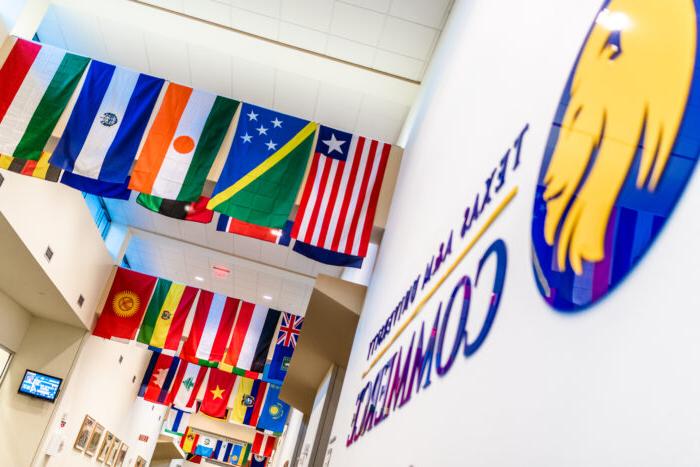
326, 36, 377, 67
389, 0, 452, 28
140, 0, 185, 10
354, 92, 409, 142
273, 70, 320, 120
232, 235, 263, 260
260, 242, 291, 267
278, 21, 327, 54
280, 0, 334, 32
325, 35, 375, 68
36, 7, 67, 49
379, 17, 437, 60
52, 7, 107, 61
339, 0, 392, 14
373, 49, 424, 82
330, 3, 385, 46
230, 7, 280, 39
183, 0, 230, 24
145, 33, 192, 85
98, 17, 150, 72
188, 43, 233, 98
229, 0, 281, 18
314, 82, 363, 132
232, 57, 275, 107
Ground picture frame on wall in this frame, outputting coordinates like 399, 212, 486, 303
135, 456, 147, 467
114, 443, 128, 467
73, 415, 95, 451
85, 423, 104, 457
97, 431, 115, 462
106, 438, 121, 466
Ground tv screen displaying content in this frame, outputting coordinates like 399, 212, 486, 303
18, 369, 62, 402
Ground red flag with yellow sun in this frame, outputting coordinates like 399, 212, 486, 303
93, 267, 158, 340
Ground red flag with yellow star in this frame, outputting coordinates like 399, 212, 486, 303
93, 267, 158, 340
200, 367, 237, 419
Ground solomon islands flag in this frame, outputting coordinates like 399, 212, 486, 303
51, 60, 164, 183
207, 103, 317, 229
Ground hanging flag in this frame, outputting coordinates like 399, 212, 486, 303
220, 303, 280, 376
212, 440, 228, 462
251, 454, 268, 467
207, 103, 317, 228
228, 377, 268, 426
251, 432, 277, 458
170, 361, 208, 411
129, 83, 238, 202
292, 125, 390, 262
0, 37, 89, 161
50, 60, 164, 182
136, 279, 198, 351
93, 267, 157, 340
138, 351, 181, 404
256, 383, 289, 434
200, 368, 237, 419
180, 427, 199, 454
264, 312, 303, 384
194, 435, 216, 457
228, 443, 247, 465
0, 152, 61, 181
181, 291, 239, 366
163, 407, 191, 437
292, 240, 363, 268
217, 215, 293, 246
137, 193, 214, 224
60, 171, 132, 200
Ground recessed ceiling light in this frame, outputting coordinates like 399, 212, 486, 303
262, 295, 273, 301
194, 276, 204, 282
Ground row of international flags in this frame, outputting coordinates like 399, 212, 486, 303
139, 350, 289, 432
174, 425, 272, 466
0, 36, 391, 268
93, 268, 303, 384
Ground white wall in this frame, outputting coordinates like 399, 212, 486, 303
0, 169, 115, 329
0, 316, 85, 467
0, 289, 31, 351
297, 367, 332, 467
271, 408, 303, 467
329, 0, 700, 466
34, 336, 166, 467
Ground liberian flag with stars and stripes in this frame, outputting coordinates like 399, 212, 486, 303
129, 83, 239, 202
291, 125, 390, 267
51, 60, 164, 182
181, 291, 239, 366
0, 37, 90, 161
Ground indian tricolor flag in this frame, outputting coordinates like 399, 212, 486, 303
136, 279, 198, 351
0, 37, 89, 160
181, 291, 240, 366
129, 83, 238, 202
220, 303, 281, 376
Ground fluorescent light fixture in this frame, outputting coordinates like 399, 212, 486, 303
194, 276, 204, 282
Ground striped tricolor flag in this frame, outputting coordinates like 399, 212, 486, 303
0, 152, 61, 181
228, 377, 268, 426
129, 83, 238, 202
180, 427, 199, 454
251, 432, 277, 458
292, 125, 390, 261
51, 60, 164, 182
170, 361, 208, 411
220, 303, 281, 376
136, 278, 198, 351
181, 291, 239, 366
0, 37, 89, 161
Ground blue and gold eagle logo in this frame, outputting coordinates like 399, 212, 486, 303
532, 0, 699, 311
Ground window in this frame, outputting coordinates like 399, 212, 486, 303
0, 345, 12, 387
82, 194, 112, 240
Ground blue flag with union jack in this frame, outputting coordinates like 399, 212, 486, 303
264, 312, 303, 384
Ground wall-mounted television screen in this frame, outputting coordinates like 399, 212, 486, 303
18, 369, 62, 402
